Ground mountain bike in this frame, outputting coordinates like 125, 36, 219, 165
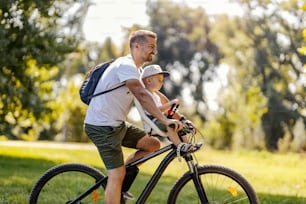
28, 102, 259, 204
28, 133, 259, 203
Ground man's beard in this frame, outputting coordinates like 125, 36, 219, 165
146, 53, 154, 62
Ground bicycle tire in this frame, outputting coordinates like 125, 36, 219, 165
167, 165, 259, 204
28, 163, 106, 204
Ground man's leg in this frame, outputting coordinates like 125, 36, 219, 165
125, 134, 160, 164
106, 165, 126, 204
165, 127, 182, 146
85, 123, 128, 203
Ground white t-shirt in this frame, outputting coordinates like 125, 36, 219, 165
84, 55, 140, 126
146, 91, 162, 110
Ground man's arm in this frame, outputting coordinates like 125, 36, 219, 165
126, 79, 177, 127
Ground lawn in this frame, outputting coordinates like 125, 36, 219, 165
0, 141, 305, 203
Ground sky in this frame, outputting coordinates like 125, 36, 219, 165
83, 0, 243, 44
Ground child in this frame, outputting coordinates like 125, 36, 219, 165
141, 64, 196, 150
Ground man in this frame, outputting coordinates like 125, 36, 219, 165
84, 30, 181, 204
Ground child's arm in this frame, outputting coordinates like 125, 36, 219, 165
155, 91, 179, 112
156, 91, 197, 135
159, 99, 179, 112
155, 91, 183, 119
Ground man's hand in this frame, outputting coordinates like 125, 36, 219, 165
166, 119, 183, 132
184, 120, 197, 134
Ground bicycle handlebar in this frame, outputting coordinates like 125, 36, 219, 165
167, 103, 180, 129
167, 104, 179, 119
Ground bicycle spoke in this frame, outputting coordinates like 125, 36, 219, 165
44, 172, 103, 203
168, 166, 258, 204
33, 171, 105, 203
201, 173, 250, 203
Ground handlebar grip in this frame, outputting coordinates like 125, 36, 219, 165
167, 104, 179, 119
170, 103, 176, 110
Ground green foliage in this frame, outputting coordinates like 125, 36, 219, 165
220, 86, 267, 149
52, 76, 88, 142
0, 0, 89, 140
0, 58, 59, 140
97, 37, 119, 62
233, 0, 306, 151
206, 0, 306, 151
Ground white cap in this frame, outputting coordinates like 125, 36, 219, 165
141, 64, 170, 79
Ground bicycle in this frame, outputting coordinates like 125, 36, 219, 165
28, 103, 259, 204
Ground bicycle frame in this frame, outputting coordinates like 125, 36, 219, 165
67, 143, 203, 204
131, 143, 207, 204
130, 144, 177, 204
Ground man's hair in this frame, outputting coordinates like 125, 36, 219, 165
129, 30, 157, 48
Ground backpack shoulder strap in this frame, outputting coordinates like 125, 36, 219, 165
92, 83, 125, 98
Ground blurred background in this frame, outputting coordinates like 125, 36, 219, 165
0, 0, 305, 153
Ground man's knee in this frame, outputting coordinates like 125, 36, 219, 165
148, 137, 160, 151
137, 135, 160, 152
108, 166, 126, 183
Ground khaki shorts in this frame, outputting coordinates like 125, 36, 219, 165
84, 122, 146, 170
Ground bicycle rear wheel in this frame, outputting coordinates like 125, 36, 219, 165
168, 165, 259, 204
29, 163, 106, 204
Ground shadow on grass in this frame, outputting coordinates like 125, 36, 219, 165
0, 155, 305, 204
0, 155, 106, 204
0, 155, 58, 203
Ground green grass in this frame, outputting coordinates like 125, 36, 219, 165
0, 141, 305, 203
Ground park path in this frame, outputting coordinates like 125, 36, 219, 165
0, 140, 95, 150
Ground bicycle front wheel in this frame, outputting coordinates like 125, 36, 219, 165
29, 163, 106, 204
168, 165, 259, 204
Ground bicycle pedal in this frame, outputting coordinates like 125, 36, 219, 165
122, 191, 135, 200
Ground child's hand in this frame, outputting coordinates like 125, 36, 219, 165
171, 99, 180, 105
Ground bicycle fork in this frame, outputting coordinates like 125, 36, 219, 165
185, 154, 209, 204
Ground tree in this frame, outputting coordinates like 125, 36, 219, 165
0, 0, 90, 140
219, 0, 306, 150
97, 37, 119, 62
206, 15, 269, 149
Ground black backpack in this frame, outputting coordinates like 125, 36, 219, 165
79, 59, 125, 105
